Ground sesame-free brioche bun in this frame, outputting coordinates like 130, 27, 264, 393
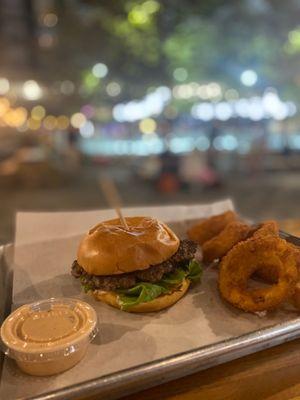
77, 216, 180, 276
93, 278, 190, 312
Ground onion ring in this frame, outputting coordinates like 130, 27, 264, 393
187, 210, 237, 245
202, 221, 250, 264
248, 221, 280, 283
219, 236, 298, 312
250, 220, 279, 239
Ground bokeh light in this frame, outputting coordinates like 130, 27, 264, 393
38, 33, 55, 48
27, 118, 41, 131
106, 82, 121, 97
191, 103, 214, 121
43, 13, 58, 27
225, 89, 239, 100
0, 97, 10, 116
139, 118, 157, 134
71, 112, 86, 128
79, 121, 95, 138
240, 70, 257, 86
23, 80, 43, 100
92, 63, 108, 78
173, 68, 188, 82
43, 115, 57, 130
60, 80, 75, 95
0, 78, 10, 95
3, 107, 27, 127
57, 115, 70, 130
83, 72, 99, 91
81, 104, 95, 118
31, 105, 46, 120
143, 0, 160, 13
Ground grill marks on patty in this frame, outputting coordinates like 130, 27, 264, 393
71, 240, 197, 291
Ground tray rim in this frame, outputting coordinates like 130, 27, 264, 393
26, 316, 300, 400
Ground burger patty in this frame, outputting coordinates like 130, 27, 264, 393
71, 240, 197, 291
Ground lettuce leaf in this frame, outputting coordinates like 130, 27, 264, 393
80, 276, 94, 293
186, 259, 202, 282
118, 260, 202, 310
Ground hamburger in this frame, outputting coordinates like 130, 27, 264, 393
71, 216, 202, 312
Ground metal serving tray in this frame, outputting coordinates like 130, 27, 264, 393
1, 233, 300, 400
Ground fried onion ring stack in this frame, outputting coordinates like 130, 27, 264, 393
202, 221, 251, 264
187, 210, 237, 245
188, 211, 300, 313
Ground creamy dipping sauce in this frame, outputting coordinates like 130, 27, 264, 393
0, 298, 98, 376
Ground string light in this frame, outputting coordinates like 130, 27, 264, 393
31, 105, 46, 120
0, 98, 10, 116
70, 112, 86, 128
60, 80, 75, 95
43, 13, 58, 27
106, 82, 121, 97
43, 115, 57, 130
23, 80, 42, 101
57, 115, 69, 130
139, 118, 157, 134
27, 118, 41, 131
0, 78, 10, 95
92, 63, 108, 78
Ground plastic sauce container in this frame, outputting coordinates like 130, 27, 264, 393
0, 298, 98, 376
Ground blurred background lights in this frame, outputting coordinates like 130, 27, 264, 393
191, 103, 214, 121
60, 80, 75, 95
38, 33, 55, 48
221, 134, 238, 151
92, 63, 108, 78
207, 82, 222, 98
79, 120, 95, 138
81, 104, 95, 118
235, 99, 250, 118
31, 105, 46, 120
240, 69, 258, 86
173, 67, 188, 82
27, 117, 41, 131
23, 80, 42, 100
0, 97, 10, 116
196, 136, 210, 151
113, 86, 170, 122
43, 115, 57, 130
83, 72, 100, 91
225, 88, 239, 100
43, 13, 58, 28
106, 82, 121, 97
14, 107, 27, 126
4, 107, 27, 127
57, 115, 70, 130
248, 97, 264, 120
173, 84, 193, 99
127, 1, 160, 27
287, 101, 297, 116
197, 85, 209, 99
71, 112, 86, 128
139, 118, 157, 134
156, 86, 171, 101
214, 102, 232, 120
0, 78, 10, 95
143, 0, 160, 13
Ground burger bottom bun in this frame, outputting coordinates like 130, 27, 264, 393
92, 278, 190, 313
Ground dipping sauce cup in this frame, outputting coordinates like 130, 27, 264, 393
0, 298, 98, 376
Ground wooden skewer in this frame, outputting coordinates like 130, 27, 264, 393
99, 176, 129, 230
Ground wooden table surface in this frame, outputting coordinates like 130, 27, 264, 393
92, 220, 300, 400
122, 339, 300, 400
